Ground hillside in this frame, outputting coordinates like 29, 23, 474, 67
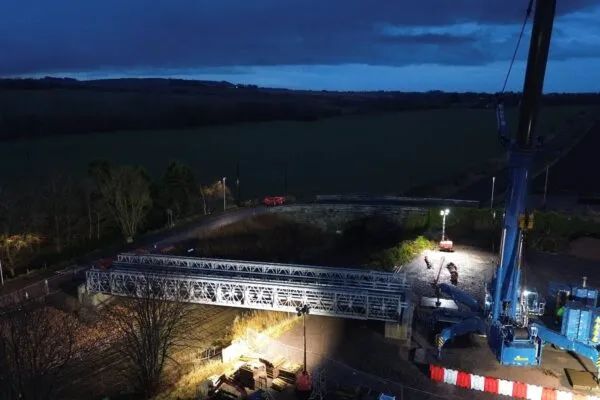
0, 106, 590, 200
1, 77, 599, 141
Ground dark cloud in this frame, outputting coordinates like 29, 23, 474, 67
1, 0, 599, 75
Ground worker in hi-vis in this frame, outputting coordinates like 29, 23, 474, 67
555, 305, 565, 326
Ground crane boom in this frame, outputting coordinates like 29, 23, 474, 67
435, 0, 557, 365
516, 0, 556, 149
491, 0, 556, 325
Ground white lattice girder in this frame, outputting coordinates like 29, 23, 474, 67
115, 253, 408, 292
86, 269, 408, 322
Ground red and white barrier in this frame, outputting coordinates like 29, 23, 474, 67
429, 364, 595, 399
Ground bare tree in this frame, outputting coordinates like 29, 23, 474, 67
41, 171, 84, 253
200, 180, 232, 215
0, 185, 20, 235
0, 303, 78, 400
161, 161, 199, 220
89, 161, 152, 243
105, 277, 192, 398
0, 234, 42, 277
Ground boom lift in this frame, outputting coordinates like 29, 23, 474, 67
431, 0, 600, 379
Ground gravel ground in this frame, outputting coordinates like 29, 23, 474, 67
402, 245, 496, 303
266, 316, 499, 400
265, 245, 600, 399
402, 244, 600, 395
402, 244, 600, 305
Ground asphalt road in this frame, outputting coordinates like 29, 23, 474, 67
0, 206, 267, 306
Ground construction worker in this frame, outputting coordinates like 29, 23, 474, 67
424, 256, 432, 269
555, 304, 565, 326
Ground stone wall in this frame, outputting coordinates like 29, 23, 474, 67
267, 204, 428, 232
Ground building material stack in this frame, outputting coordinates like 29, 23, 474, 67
277, 361, 302, 385
259, 356, 285, 379
237, 362, 267, 390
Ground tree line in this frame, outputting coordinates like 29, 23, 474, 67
0, 161, 233, 279
3, 78, 600, 141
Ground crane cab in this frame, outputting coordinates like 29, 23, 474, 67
522, 289, 546, 316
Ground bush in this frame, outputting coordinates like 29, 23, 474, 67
368, 235, 435, 270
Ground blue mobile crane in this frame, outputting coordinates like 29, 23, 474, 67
432, 0, 600, 379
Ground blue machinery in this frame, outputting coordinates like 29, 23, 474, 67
433, 0, 600, 379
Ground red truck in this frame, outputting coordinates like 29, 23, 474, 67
263, 196, 287, 206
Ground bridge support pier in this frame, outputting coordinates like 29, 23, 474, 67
385, 304, 414, 342
77, 283, 114, 308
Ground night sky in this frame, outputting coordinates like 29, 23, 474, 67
2, 0, 600, 92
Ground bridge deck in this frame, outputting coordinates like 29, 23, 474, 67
86, 268, 409, 322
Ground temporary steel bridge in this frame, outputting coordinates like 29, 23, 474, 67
86, 253, 412, 323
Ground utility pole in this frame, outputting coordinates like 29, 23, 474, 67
284, 165, 288, 198
236, 163, 241, 207
542, 166, 549, 208
490, 176, 496, 209
0, 259, 4, 286
222, 177, 227, 211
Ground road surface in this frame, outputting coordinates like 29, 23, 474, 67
0, 206, 267, 306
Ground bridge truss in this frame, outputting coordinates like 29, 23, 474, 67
115, 253, 409, 292
86, 269, 409, 322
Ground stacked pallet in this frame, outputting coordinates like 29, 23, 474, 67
278, 361, 302, 385
259, 356, 285, 379
237, 362, 267, 390
271, 378, 288, 391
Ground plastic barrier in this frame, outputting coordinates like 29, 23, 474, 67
427, 364, 582, 400
541, 387, 557, 400
555, 391, 573, 400
470, 375, 485, 391
443, 369, 458, 385
526, 384, 543, 400
429, 365, 444, 382
484, 377, 499, 394
498, 379, 514, 396
456, 371, 471, 389
513, 381, 528, 398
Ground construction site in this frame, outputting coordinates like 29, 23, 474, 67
6, 1, 600, 399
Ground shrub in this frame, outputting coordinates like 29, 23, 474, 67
368, 235, 435, 270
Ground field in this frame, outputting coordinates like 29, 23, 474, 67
0, 105, 587, 199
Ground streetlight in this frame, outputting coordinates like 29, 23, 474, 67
222, 177, 227, 211
296, 304, 310, 374
440, 209, 450, 242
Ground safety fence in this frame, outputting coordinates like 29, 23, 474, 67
430, 364, 594, 400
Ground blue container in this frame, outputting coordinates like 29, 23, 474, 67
561, 303, 593, 343
572, 287, 598, 307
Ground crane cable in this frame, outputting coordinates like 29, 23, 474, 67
500, 0, 535, 94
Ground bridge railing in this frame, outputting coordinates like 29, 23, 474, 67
115, 254, 410, 292
86, 268, 409, 322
